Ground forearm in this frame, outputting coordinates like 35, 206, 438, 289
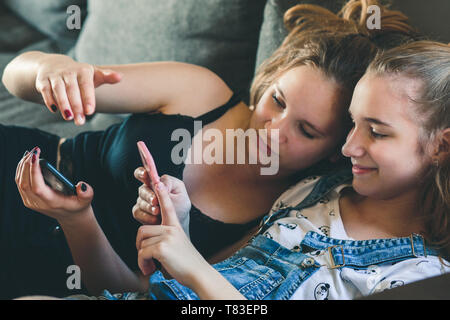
58, 208, 147, 295
2, 51, 48, 103
189, 264, 246, 300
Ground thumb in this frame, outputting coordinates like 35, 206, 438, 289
155, 182, 180, 227
93, 67, 122, 87
75, 182, 94, 204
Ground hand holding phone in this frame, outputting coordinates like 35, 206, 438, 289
137, 141, 160, 187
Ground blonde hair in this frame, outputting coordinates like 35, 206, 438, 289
249, 0, 418, 109
367, 41, 450, 260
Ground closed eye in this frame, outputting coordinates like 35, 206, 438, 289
370, 128, 388, 139
299, 125, 315, 139
272, 94, 285, 109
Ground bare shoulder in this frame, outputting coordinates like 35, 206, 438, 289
159, 64, 235, 118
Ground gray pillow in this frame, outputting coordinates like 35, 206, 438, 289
74, 0, 267, 100
3, 0, 87, 52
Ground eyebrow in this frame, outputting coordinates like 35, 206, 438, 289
349, 109, 392, 128
364, 117, 392, 127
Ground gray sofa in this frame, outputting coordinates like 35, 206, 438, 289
0, 0, 448, 137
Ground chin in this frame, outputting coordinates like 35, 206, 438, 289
352, 180, 386, 199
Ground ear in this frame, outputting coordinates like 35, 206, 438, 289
433, 128, 450, 161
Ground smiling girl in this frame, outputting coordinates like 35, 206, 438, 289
129, 40, 449, 300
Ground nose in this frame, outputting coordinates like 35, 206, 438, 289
265, 115, 288, 144
341, 127, 366, 158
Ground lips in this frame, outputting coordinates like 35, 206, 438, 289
352, 164, 377, 175
258, 134, 272, 156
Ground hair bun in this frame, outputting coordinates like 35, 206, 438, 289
339, 0, 418, 39
283, 1, 419, 50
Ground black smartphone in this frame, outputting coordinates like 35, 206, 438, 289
39, 158, 77, 196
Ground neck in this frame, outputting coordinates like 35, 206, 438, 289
348, 188, 425, 237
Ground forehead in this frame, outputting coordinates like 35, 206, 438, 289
277, 66, 344, 133
350, 73, 422, 123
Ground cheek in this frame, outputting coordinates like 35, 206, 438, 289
283, 140, 330, 168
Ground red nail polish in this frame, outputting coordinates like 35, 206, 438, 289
64, 110, 73, 119
32, 154, 36, 164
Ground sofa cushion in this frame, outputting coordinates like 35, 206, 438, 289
0, 4, 47, 53
3, 0, 87, 52
74, 0, 266, 100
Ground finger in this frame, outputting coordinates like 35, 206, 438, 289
78, 71, 96, 116
19, 150, 34, 192
15, 150, 30, 184
138, 246, 158, 276
160, 174, 187, 196
63, 73, 85, 126
29, 148, 53, 199
136, 225, 166, 250
155, 183, 180, 227
75, 181, 94, 204
137, 197, 160, 216
134, 167, 150, 185
132, 205, 161, 225
36, 78, 58, 113
50, 77, 73, 121
138, 186, 158, 207
93, 68, 122, 88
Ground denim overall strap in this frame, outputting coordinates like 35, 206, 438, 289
147, 235, 320, 300
258, 168, 353, 235
301, 231, 440, 269
215, 235, 320, 300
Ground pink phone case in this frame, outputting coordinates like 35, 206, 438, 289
137, 141, 160, 186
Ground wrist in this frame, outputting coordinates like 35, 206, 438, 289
57, 206, 94, 229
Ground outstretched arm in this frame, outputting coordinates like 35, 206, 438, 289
15, 148, 148, 295
2, 51, 232, 126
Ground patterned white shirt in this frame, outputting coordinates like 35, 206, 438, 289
265, 177, 450, 300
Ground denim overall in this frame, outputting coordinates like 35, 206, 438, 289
143, 169, 439, 300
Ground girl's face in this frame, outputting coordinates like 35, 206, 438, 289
248, 65, 348, 176
342, 74, 433, 200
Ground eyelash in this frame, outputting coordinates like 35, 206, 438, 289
272, 94, 285, 109
370, 128, 388, 139
272, 94, 315, 139
300, 126, 315, 139
350, 119, 387, 139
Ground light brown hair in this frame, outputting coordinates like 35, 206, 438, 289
249, 0, 418, 172
367, 41, 450, 260
249, 0, 418, 109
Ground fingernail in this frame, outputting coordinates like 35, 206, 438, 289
51, 104, 57, 112
32, 154, 36, 164
64, 110, 73, 120
23, 151, 29, 157
32, 147, 40, 155
81, 183, 87, 192
76, 114, 85, 125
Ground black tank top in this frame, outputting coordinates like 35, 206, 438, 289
60, 93, 261, 267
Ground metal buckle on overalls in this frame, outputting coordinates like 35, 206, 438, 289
328, 245, 345, 269
410, 234, 427, 258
